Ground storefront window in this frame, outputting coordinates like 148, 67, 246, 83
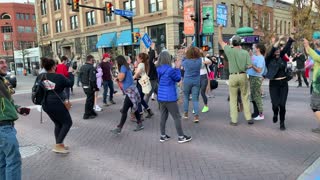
148, 24, 166, 53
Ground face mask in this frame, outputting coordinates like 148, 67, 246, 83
252, 48, 257, 55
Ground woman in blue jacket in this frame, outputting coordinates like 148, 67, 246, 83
157, 51, 192, 144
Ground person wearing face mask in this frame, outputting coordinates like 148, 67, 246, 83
247, 43, 266, 121
265, 35, 295, 130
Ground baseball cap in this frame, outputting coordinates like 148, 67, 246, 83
230, 35, 242, 46
103, 53, 111, 59
313, 31, 320, 40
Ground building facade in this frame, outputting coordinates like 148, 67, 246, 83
35, 0, 185, 60
0, 2, 37, 70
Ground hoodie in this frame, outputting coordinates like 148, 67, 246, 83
157, 64, 181, 102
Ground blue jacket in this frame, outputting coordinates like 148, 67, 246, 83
157, 65, 181, 102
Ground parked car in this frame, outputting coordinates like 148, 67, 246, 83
5, 71, 17, 88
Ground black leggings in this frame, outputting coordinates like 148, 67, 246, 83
118, 95, 141, 128
269, 79, 288, 122
136, 82, 150, 113
43, 98, 73, 144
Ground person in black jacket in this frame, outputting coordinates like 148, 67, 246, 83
265, 35, 294, 130
293, 51, 309, 87
79, 55, 98, 119
39, 57, 73, 154
145, 43, 159, 104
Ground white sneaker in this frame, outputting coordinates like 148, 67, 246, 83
94, 105, 102, 112
254, 114, 264, 121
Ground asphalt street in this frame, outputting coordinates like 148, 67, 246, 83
10, 75, 320, 180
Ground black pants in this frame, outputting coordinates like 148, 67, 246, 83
118, 95, 141, 128
136, 82, 150, 113
269, 79, 288, 123
43, 98, 73, 144
296, 69, 309, 87
83, 88, 95, 117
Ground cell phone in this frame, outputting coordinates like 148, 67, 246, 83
20, 107, 30, 115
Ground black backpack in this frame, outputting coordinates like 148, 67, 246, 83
31, 74, 47, 105
72, 61, 77, 70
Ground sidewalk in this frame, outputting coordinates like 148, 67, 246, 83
298, 158, 320, 180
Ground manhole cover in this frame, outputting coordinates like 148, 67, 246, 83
19, 145, 41, 158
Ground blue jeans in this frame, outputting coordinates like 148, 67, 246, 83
103, 80, 114, 103
183, 81, 200, 115
0, 125, 21, 180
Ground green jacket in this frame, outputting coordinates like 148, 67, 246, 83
0, 76, 19, 121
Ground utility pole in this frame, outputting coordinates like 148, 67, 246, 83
130, 0, 134, 60
191, 0, 201, 47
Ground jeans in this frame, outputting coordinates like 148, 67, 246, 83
200, 75, 208, 105
159, 102, 184, 136
228, 74, 251, 123
43, 98, 73, 144
183, 81, 200, 116
77, 76, 81, 86
102, 80, 114, 103
83, 88, 95, 117
0, 125, 21, 180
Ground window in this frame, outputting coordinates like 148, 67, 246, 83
178, 0, 183, 10
41, 0, 47, 15
179, 23, 184, 45
247, 11, 251, 27
16, 13, 20, 20
231, 4, 235, 27
268, 13, 271, 30
32, 14, 36, 21
54, 0, 61, 11
288, 22, 291, 35
19, 41, 33, 49
239, 6, 243, 27
284, 21, 287, 34
275, 20, 278, 33
18, 26, 24, 32
70, 15, 79, 30
148, 24, 166, 53
103, 11, 115, 22
3, 41, 13, 50
123, 0, 136, 14
86, 35, 98, 52
20, 13, 24, 20
25, 26, 32, 33
1, 26, 13, 33
42, 23, 48, 35
56, 19, 63, 33
280, 20, 282, 34
25, 14, 29, 20
149, 0, 163, 13
86, 11, 96, 26
0, 13, 11, 19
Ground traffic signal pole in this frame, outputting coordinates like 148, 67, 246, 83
194, 0, 201, 47
67, 2, 105, 11
130, 0, 134, 60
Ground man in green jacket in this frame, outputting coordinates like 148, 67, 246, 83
0, 58, 29, 180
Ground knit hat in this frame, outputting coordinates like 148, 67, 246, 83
103, 53, 111, 59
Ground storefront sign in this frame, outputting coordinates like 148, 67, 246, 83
202, 6, 214, 34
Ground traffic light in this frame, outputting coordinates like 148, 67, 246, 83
132, 32, 140, 43
105, 2, 113, 16
72, 0, 80, 12
202, 45, 210, 51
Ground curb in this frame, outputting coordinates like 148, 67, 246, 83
298, 157, 320, 180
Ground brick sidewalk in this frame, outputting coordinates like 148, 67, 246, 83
14, 84, 319, 180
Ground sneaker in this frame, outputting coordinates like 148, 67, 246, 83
311, 128, 320, 134
202, 106, 209, 113
94, 105, 102, 112
254, 114, 264, 121
133, 123, 144, 131
110, 127, 121, 134
178, 135, 192, 143
248, 120, 254, 125
52, 144, 69, 154
193, 115, 199, 123
160, 135, 171, 142
229, 122, 238, 126
110, 100, 116, 104
192, 110, 195, 114
83, 115, 96, 120
183, 112, 188, 119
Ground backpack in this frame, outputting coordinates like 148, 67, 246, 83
31, 74, 47, 105
72, 61, 78, 70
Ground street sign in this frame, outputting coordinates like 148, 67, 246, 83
113, 9, 134, 17
141, 33, 152, 49
216, 4, 228, 27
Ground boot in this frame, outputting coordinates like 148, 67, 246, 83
280, 120, 286, 131
145, 108, 154, 118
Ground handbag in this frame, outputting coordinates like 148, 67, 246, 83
204, 59, 215, 80
138, 74, 152, 94
52, 90, 72, 111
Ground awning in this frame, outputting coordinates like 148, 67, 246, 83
117, 28, 140, 46
96, 32, 117, 48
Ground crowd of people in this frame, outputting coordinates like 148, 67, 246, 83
2, 27, 320, 179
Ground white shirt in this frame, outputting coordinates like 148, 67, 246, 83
200, 57, 211, 75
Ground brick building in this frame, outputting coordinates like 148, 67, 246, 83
0, 2, 37, 69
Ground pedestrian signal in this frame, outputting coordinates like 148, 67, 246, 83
133, 32, 140, 43
72, 0, 80, 12
105, 2, 113, 16
202, 45, 210, 51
